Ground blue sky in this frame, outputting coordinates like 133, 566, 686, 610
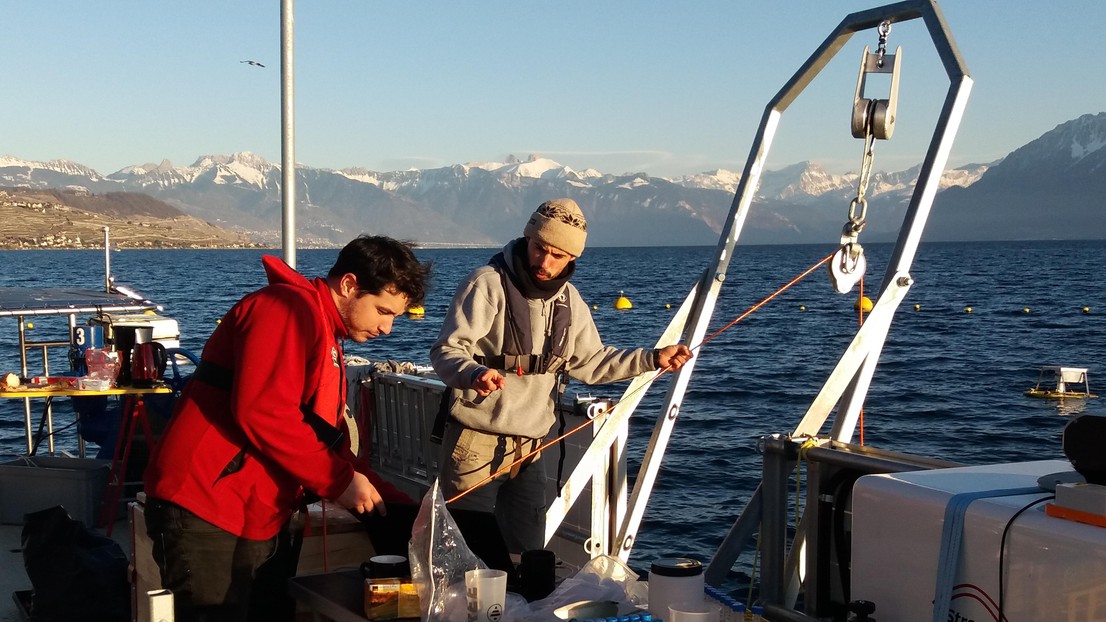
4, 2, 1103, 178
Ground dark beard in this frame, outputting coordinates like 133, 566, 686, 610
508, 238, 574, 300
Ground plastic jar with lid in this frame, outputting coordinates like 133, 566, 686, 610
648, 557, 704, 621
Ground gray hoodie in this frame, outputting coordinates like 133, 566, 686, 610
430, 239, 656, 438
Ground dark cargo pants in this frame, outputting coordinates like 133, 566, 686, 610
144, 497, 279, 622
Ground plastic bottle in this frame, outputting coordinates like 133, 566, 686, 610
648, 558, 705, 622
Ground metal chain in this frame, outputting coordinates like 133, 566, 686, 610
876, 20, 891, 67
848, 21, 891, 235
852, 129, 877, 221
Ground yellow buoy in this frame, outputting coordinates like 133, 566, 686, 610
26, 322, 34, 329
914, 304, 921, 311
799, 305, 806, 311
1023, 307, 1030, 314
406, 305, 425, 318
854, 296, 873, 313
1084, 307, 1091, 314
965, 307, 973, 314
592, 305, 598, 310
665, 304, 671, 309
613, 291, 632, 310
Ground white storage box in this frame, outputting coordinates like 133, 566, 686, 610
101, 314, 181, 350
851, 460, 1106, 622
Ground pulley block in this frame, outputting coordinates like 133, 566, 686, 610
851, 44, 902, 140
828, 242, 867, 294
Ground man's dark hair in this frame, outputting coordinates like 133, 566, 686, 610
328, 235, 430, 306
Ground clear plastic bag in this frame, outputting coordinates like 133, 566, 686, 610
85, 348, 121, 382
525, 555, 648, 622
80, 348, 121, 390
408, 483, 642, 622
409, 481, 488, 622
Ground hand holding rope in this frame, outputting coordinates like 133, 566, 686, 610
446, 249, 838, 504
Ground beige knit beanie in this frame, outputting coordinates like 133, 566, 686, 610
523, 198, 588, 257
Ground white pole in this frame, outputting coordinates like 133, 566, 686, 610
280, 0, 296, 268
103, 226, 111, 292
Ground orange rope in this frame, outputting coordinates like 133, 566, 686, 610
322, 500, 329, 571
695, 250, 836, 350
857, 278, 865, 446
446, 250, 837, 505
447, 392, 642, 503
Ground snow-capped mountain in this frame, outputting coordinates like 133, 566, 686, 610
927, 112, 1106, 241
1, 112, 1103, 246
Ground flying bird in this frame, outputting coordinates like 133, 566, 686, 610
240, 60, 265, 68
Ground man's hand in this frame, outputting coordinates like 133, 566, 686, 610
334, 471, 386, 516
472, 368, 507, 396
657, 345, 693, 371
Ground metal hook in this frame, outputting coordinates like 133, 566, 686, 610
877, 21, 892, 66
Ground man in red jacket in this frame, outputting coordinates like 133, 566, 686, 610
144, 235, 430, 621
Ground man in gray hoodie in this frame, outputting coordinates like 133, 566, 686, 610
430, 198, 692, 552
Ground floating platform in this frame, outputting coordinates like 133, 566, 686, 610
1025, 365, 1098, 399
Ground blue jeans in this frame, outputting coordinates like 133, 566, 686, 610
144, 498, 278, 622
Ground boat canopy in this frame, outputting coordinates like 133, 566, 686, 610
0, 286, 159, 455
0, 287, 157, 318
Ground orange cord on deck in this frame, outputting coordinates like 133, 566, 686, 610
322, 498, 329, 571
446, 250, 838, 505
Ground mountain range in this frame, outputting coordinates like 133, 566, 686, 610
1, 112, 1103, 247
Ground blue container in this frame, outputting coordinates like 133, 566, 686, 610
69, 326, 105, 375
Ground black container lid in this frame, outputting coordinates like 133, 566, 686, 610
650, 557, 703, 577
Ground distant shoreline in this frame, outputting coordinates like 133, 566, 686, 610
1, 239, 1103, 252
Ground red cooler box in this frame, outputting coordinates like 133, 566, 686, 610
851, 459, 1106, 622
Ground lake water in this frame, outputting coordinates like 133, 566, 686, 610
1, 240, 1104, 570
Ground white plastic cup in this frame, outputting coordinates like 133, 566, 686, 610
669, 600, 720, 622
464, 568, 507, 622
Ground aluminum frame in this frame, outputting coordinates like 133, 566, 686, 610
699, 0, 972, 606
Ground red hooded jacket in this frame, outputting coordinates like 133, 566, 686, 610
145, 255, 406, 540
